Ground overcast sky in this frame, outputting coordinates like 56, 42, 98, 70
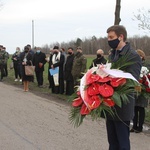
0, 0, 150, 54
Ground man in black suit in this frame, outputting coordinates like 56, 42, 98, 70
106, 25, 142, 150
64, 47, 74, 95
33, 47, 46, 87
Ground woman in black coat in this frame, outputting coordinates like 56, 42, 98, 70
20, 46, 33, 92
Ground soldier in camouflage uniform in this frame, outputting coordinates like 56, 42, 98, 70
2, 47, 9, 77
71, 47, 87, 86
0, 45, 7, 81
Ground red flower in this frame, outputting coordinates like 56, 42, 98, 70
144, 81, 149, 86
146, 88, 150, 93
99, 83, 114, 97
72, 97, 83, 107
88, 95, 101, 110
143, 76, 146, 80
147, 74, 150, 79
110, 78, 126, 87
98, 76, 111, 83
80, 103, 90, 115
103, 98, 115, 107
87, 83, 100, 96
86, 73, 100, 84
139, 79, 143, 84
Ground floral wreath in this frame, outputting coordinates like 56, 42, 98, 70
69, 63, 139, 127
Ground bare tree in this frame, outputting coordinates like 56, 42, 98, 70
133, 8, 150, 31
114, 0, 121, 25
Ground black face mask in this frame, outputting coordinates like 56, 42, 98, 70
24, 50, 28, 53
108, 38, 120, 49
97, 54, 102, 58
68, 52, 72, 55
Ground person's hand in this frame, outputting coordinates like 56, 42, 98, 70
51, 65, 54, 69
22, 62, 26, 65
39, 63, 43, 68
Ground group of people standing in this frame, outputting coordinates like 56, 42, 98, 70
12, 44, 46, 91
47, 46, 109, 95
48, 46, 87, 95
11, 44, 89, 95
1, 24, 149, 149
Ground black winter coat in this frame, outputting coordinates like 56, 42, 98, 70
89, 56, 107, 68
64, 54, 74, 81
108, 43, 142, 121
33, 52, 46, 72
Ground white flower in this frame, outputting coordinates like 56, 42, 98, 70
140, 66, 149, 77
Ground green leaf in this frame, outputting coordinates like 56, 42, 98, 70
69, 107, 85, 128
112, 92, 122, 107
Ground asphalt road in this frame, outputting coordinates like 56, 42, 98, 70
0, 83, 149, 150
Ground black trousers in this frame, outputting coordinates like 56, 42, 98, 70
133, 106, 145, 131
0, 64, 5, 80
4, 63, 8, 77
66, 80, 74, 95
14, 63, 22, 79
106, 120, 130, 150
35, 71, 43, 86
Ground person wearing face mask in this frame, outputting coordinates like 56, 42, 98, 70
32, 47, 46, 87
130, 49, 148, 133
105, 25, 142, 150
71, 47, 87, 86
49, 46, 65, 94
20, 46, 34, 92
89, 49, 107, 69
64, 47, 75, 95
12, 47, 22, 82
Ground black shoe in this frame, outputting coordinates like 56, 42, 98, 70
135, 128, 142, 133
130, 128, 135, 132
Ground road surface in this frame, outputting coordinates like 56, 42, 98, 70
0, 83, 149, 150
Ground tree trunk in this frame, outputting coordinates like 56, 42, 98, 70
114, 0, 121, 25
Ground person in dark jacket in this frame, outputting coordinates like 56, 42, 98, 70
12, 47, 22, 82
89, 49, 107, 68
49, 46, 65, 94
106, 25, 142, 150
20, 46, 33, 92
64, 47, 75, 95
130, 49, 148, 133
33, 47, 46, 87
